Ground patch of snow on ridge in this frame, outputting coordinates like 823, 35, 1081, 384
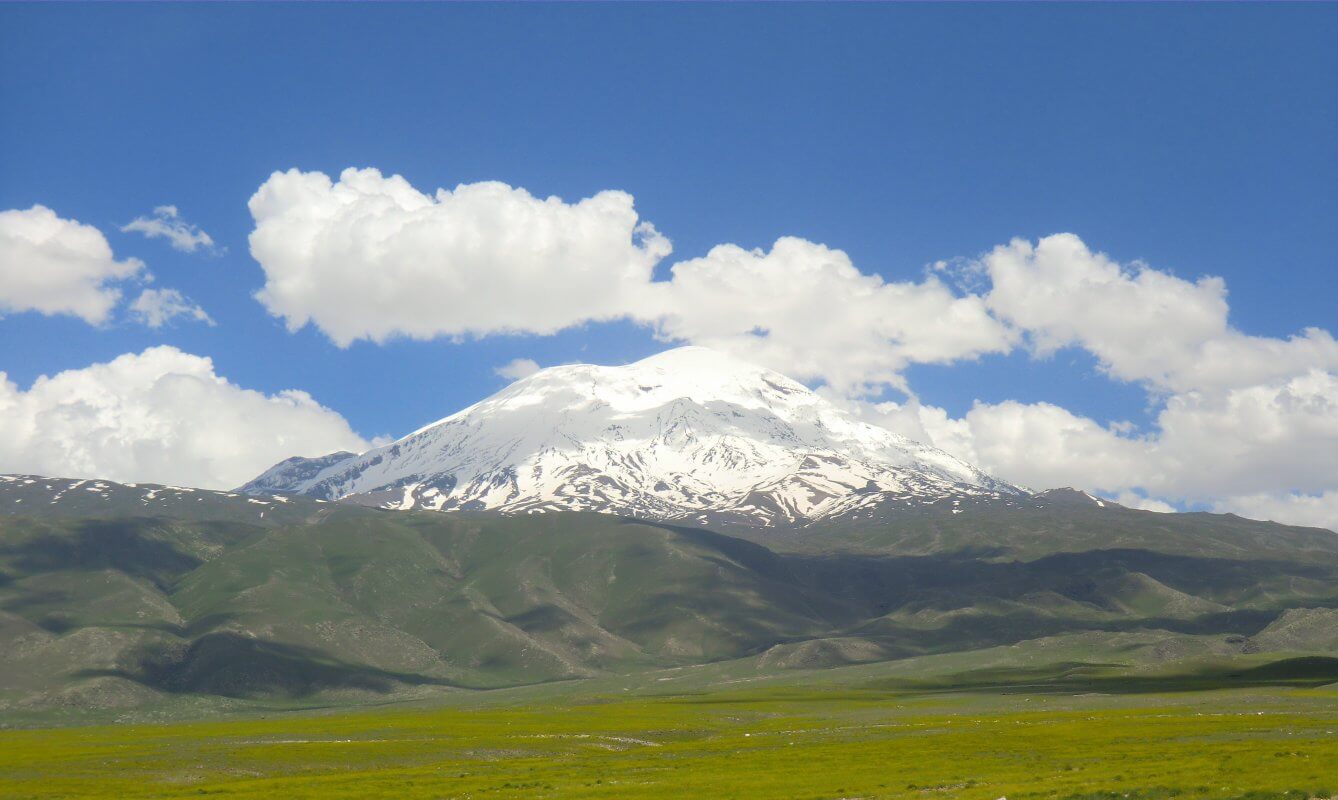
239, 346, 1021, 526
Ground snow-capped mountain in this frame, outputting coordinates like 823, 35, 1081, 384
240, 347, 1021, 526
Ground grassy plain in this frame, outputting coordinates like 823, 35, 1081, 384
1, 676, 1334, 800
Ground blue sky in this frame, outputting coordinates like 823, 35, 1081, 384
1, 4, 1335, 525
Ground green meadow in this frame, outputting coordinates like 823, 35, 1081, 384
2, 679, 1334, 800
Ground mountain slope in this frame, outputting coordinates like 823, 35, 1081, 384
241, 347, 1019, 526
0, 474, 324, 526
2, 476, 1336, 714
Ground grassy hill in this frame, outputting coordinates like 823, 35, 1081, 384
0, 476, 1335, 718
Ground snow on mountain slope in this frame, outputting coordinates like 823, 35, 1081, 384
239, 347, 1021, 526
0, 473, 323, 525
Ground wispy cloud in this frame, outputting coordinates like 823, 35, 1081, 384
129, 287, 214, 328
122, 205, 220, 254
494, 358, 541, 380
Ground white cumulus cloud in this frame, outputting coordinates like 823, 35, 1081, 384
246, 169, 1012, 395
121, 205, 218, 254
895, 233, 1338, 531
1111, 492, 1177, 514
973, 234, 1338, 394
913, 369, 1338, 531
248, 168, 671, 346
916, 399, 1149, 492
0, 205, 145, 324
0, 346, 369, 490
1215, 491, 1338, 532
129, 288, 214, 328
647, 237, 1013, 394
494, 358, 541, 380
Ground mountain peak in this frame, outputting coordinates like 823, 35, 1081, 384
518, 345, 800, 394
630, 344, 768, 371
241, 347, 1020, 525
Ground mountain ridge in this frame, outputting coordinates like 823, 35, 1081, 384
240, 347, 1021, 526
2, 475, 1336, 716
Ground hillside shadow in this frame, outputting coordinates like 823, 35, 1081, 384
0, 520, 201, 590
76, 632, 460, 699
870, 656, 1338, 695
851, 607, 1288, 656
778, 547, 1335, 619
1, 587, 69, 612
622, 523, 1335, 662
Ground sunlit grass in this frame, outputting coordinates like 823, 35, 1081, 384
2, 685, 1334, 799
